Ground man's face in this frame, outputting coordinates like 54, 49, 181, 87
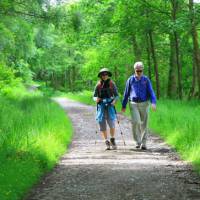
134, 67, 143, 78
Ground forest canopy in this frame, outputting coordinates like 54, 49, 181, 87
1, 0, 200, 99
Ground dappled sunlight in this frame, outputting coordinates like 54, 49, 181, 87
59, 138, 186, 167
2, 0, 200, 198
25, 98, 200, 200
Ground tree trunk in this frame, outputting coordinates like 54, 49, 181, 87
64, 69, 68, 90
174, 31, 182, 99
55, 73, 58, 89
188, 54, 197, 99
146, 33, 152, 80
170, 0, 182, 99
189, 0, 200, 99
148, 30, 160, 99
51, 71, 54, 88
168, 34, 177, 98
72, 65, 76, 91
132, 34, 141, 61
68, 68, 71, 90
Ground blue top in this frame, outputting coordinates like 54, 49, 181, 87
122, 75, 156, 108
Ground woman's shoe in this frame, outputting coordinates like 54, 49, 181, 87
135, 143, 141, 149
110, 138, 117, 150
140, 144, 147, 150
105, 140, 111, 150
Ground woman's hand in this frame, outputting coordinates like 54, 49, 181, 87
96, 97, 102, 103
111, 100, 116, 105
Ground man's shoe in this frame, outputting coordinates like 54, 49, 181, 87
140, 144, 147, 150
135, 143, 141, 149
105, 140, 111, 150
110, 138, 117, 150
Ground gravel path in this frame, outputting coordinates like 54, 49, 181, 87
25, 98, 200, 200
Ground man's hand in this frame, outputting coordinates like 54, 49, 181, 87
121, 108, 126, 113
111, 100, 116, 105
96, 98, 102, 103
151, 104, 156, 111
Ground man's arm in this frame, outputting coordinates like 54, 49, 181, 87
147, 78, 156, 111
121, 78, 131, 110
111, 82, 119, 105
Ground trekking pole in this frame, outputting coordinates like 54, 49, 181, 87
95, 121, 99, 145
94, 103, 100, 146
114, 106, 126, 146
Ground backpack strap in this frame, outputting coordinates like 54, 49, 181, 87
97, 81, 102, 97
96, 79, 114, 98
109, 80, 114, 96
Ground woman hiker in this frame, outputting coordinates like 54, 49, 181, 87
121, 61, 156, 150
93, 68, 119, 150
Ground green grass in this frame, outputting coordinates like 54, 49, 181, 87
0, 96, 73, 200
149, 99, 200, 172
63, 91, 200, 173
64, 90, 96, 106
64, 90, 124, 112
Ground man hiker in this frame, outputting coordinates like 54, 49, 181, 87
93, 68, 119, 150
121, 61, 156, 150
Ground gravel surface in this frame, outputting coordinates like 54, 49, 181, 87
25, 98, 200, 200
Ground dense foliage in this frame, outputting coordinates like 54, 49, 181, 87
1, 0, 200, 97
1, 1, 200, 198
64, 91, 200, 173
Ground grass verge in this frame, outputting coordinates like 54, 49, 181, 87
0, 96, 73, 200
149, 99, 200, 172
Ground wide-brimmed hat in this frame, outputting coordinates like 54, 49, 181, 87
98, 68, 112, 78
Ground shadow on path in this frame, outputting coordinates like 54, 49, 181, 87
25, 98, 200, 200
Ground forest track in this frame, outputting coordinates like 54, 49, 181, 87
25, 98, 200, 200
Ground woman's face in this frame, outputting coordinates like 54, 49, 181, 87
101, 72, 109, 81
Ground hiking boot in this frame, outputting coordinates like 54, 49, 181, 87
140, 144, 147, 150
135, 143, 141, 149
110, 138, 117, 150
105, 140, 111, 150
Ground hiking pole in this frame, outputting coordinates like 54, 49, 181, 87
95, 121, 99, 145
94, 103, 100, 146
114, 106, 126, 146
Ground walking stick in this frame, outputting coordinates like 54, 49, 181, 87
95, 122, 99, 145
94, 103, 100, 145
113, 106, 126, 146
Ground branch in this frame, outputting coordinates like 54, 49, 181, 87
141, 0, 171, 17
0, 8, 48, 20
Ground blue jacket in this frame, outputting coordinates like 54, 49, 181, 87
96, 98, 116, 122
122, 75, 156, 108
93, 80, 119, 122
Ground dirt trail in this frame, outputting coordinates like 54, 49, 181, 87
25, 98, 200, 200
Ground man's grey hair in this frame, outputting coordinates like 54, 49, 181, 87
134, 61, 144, 69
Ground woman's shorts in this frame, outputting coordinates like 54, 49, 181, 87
98, 110, 115, 131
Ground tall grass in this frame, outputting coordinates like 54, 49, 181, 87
64, 91, 200, 173
149, 99, 200, 172
64, 90, 123, 111
0, 96, 73, 200
64, 90, 96, 106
